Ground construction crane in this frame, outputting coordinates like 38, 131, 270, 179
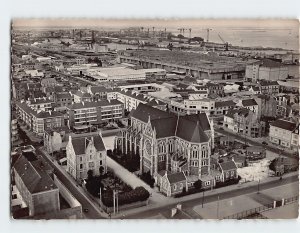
218, 33, 229, 51
206, 28, 212, 42
188, 28, 192, 39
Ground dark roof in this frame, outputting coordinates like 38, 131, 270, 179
13, 156, 57, 194
260, 59, 283, 68
215, 100, 236, 108
259, 80, 279, 86
150, 117, 177, 138
242, 99, 258, 106
225, 108, 250, 118
29, 98, 54, 105
68, 99, 122, 110
270, 119, 297, 131
132, 104, 211, 143
90, 86, 110, 94
71, 134, 106, 155
131, 103, 173, 123
219, 161, 237, 171
56, 92, 72, 99
251, 86, 260, 91
167, 172, 186, 184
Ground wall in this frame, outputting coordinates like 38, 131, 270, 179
53, 175, 81, 209
31, 189, 60, 216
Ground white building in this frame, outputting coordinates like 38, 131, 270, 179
66, 133, 107, 181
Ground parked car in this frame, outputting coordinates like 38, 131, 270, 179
262, 141, 268, 145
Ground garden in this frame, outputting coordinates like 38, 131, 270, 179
107, 149, 140, 172
85, 169, 150, 209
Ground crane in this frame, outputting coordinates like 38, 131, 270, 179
218, 33, 229, 51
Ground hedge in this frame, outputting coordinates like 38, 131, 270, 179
101, 186, 150, 207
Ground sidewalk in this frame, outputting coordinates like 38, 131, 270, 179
111, 171, 298, 218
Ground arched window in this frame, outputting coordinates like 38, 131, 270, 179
145, 140, 152, 155
168, 142, 173, 153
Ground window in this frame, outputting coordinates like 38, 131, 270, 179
191, 161, 198, 167
173, 184, 177, 190
79, 164, 83, 169
215, 176, 220, 181
80, 156, 83, 162
231, 170, 235, 176
89, 162, 94, 168
100, 160, 102, 166
205, 181, 210, 186
180, 183, 183, 189
12, 194, 17, 199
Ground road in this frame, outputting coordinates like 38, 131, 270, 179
124, 174, 298, 219
215, 128, 298, 159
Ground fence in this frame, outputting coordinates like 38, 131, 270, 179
223, 195, 299, 219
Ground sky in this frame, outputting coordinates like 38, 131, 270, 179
12, 19, 299, 31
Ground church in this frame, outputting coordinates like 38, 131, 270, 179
115, 103, 219, 196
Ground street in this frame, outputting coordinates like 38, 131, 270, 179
123, 174, 298, 219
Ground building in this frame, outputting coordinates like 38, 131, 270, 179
67, 100, 124, 129
217, 160, 238, 182
43, 126, 72, 154
258, 80, 280, 94
223, 108, 264, 138
254, 95, 277, 118
41, 78, 57, 89
116, 104, 215, 191
54, 92, 73, 108
16, 101, 64, 136
156, 171, 188, 197
269, 118, 298, 149
245, 59, 288, 82
72, 90, 92, 103
66, 133, 107, 181
27, 97, 54, 111
237, 99, 259, 116
118, 50, 248, 80
86, 85, 111, 101
275, 94, 292, 117
205, 82, 225, 97
13, 156, 60, 216
86, 67, 146, 82
11, 114, 19, 146
246, 146, 266, 161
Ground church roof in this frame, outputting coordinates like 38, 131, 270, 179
131, 103, 173, 123
132, 104, 211, 143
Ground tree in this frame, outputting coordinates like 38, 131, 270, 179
194, 180, 202, 189
99, 166, 104, 176
192, 36, 204, 42
87, 169, 94, 180
177, 34, 185, 39
269, 158, 277, 172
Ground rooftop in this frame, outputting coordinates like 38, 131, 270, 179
270, 119, 297, 131
68, 99, 122, 110
14, 156, 58, 194
70, 134, 106, 155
